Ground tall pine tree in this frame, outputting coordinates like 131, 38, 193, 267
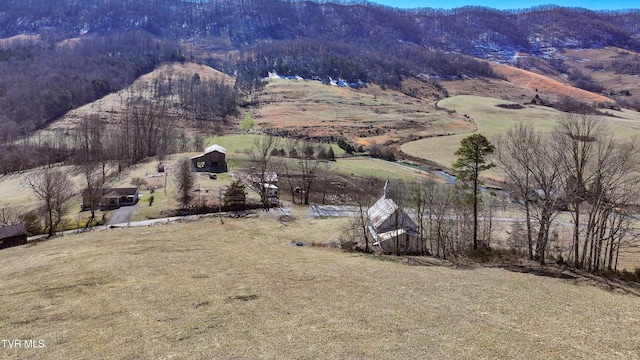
452, 134, 495, 251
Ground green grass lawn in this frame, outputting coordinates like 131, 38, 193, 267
332, 157, 431, 182
1, 216, 639, 359
204, 134, 264, 154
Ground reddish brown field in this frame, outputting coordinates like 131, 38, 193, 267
444, 59, 613, 103
490, 62, 614, 103
251, 78, 473, 145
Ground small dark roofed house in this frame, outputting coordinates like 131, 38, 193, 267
191, 144, 227, 173
0, 223, 28, 250
82, 188, 140, 210
368, 180, 421, 255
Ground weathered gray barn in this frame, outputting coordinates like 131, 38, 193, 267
191, 144, 227, 173
368, 181, 421, 255
0, 223, 28, 250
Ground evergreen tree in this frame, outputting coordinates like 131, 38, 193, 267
174, 157, 195, 208
223, 180, 246, 207
452, 134, 495, 251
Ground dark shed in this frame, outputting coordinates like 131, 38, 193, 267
0, 223, 28, 250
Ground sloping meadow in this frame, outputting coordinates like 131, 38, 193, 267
1, 215, 638, 359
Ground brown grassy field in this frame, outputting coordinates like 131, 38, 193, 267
0, 165, 88, 220
562, 47, 640, 102
252, 78, 473, 145
1, 215, 639, 359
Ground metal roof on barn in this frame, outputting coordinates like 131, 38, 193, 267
204, 144, 226, 155
368, 197, 400, 230
367, 180, 418, 233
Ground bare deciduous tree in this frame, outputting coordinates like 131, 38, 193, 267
73, 114, 109, 228
553, 114, 603, 268
579, 136, 640, 271
249, 135, 281, 209
495, 123, 564, 264
494, 123, 537, 260
294, 142, 331, 206
527, 135, 564, 265
79, 162, 106, 228
0, 205, 23, 227
496, 115, 640, 268
23, 168, 74, 237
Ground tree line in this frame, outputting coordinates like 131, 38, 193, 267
2, 0, 639, 97
495, 115, 640, 271
3, 1, 638, 54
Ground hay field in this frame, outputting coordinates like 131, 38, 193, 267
1, 216, 639, 359
401, 95, 640, 170
332, 157, 433, 182
253, 78, 473, 145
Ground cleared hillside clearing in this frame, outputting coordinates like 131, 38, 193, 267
442, 76, 539, 104
443, 59, 615, 106
489, 62, 615, 104
252, 78, 473, 145
1, 216, 639, 359
36, 62, 235, 139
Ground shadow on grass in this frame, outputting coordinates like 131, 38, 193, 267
503, 264, 640, 297
503, 264, 579, 280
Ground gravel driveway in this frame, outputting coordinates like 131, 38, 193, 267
107, 204, 138, 225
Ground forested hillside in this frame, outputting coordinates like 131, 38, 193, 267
1, 0, 640, 162
0, 31, 180, 139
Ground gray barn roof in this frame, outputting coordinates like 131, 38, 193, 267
367, 180, 418, 233
0, 223, 27, 239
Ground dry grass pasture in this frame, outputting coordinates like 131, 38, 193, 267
401, 95, 640, 171
1, 216, 639, 359
563, 47, 640, 101
252, 78, 473, 145
0, 166, 87, 217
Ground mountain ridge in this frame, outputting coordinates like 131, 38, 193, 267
2, 0, 640, 174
